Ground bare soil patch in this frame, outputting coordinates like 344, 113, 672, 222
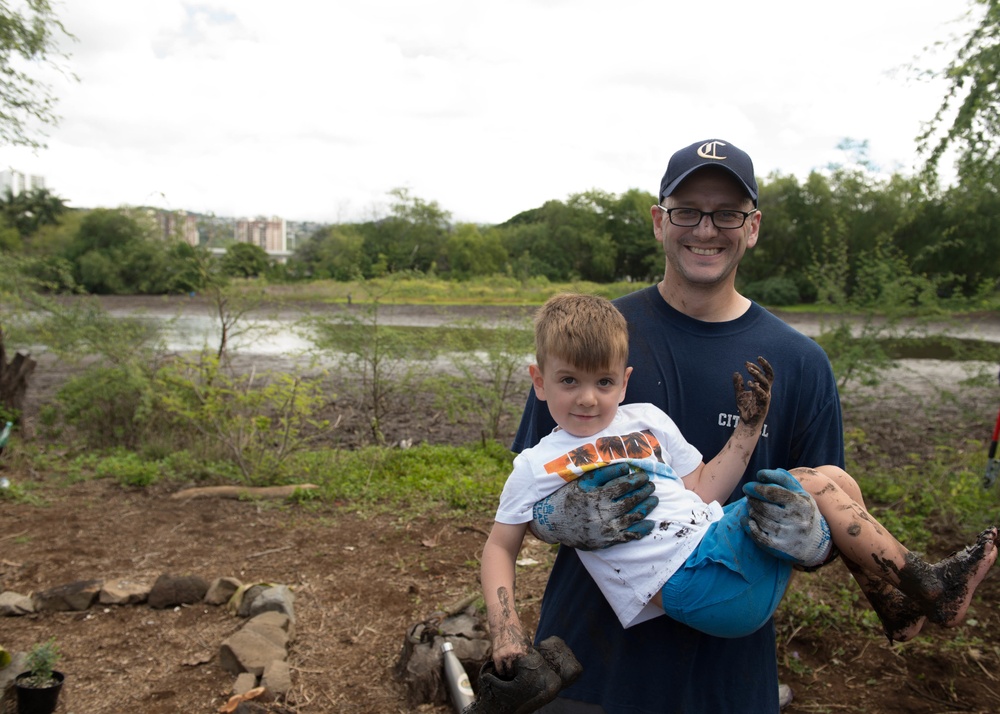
2, 298, 1000, 713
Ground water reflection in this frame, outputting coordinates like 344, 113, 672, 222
136, 315, 315, 355
130, 311, 999, 365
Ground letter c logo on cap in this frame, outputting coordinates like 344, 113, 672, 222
697, 141, 728, 161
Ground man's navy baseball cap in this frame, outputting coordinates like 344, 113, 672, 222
658, 139, 758, 207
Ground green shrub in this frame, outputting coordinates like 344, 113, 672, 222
93, 450, 161, 487
55, 364, 155, 449
743, 276, 801, 306
155, 354, 330, 485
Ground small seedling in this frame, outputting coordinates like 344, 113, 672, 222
21, 638, 61, 688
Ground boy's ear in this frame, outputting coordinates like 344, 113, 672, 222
528, 364, 547, 401
620, 366, 633, 403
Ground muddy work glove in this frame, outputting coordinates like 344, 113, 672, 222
529, 462, 658, 551
742, 468, 832, 569
463, 637, 582, 714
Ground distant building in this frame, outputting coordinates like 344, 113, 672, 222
156, 210, 200, 247
235, 215, 286, 253
0, 169, 45, 196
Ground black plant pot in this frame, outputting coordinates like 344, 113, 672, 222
14, 671, 64, 714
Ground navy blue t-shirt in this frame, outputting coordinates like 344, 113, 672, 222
513, 286, 845, 714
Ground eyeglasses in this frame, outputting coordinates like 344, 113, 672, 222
656, 205, 758, 229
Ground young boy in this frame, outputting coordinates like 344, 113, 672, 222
480, 293, 998, 675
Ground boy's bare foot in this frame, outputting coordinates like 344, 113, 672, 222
922, 527, 998, 628
863, 584, 927, 643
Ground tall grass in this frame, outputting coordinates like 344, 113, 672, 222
263, 276, 646, 306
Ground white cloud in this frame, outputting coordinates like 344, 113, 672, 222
1, 0, 976, 224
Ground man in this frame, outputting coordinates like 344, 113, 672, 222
512, 139, 845, 713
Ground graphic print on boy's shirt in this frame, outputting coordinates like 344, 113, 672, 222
542, 430, 665, 482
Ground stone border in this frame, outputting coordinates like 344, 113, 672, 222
0, 573, 297, 710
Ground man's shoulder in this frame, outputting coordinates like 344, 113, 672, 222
748, 303, 826, 348
613, 285, 658, 313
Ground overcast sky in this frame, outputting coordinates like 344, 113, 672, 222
1, 1, 978, 225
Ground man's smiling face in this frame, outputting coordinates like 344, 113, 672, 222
653, 166, 761, 289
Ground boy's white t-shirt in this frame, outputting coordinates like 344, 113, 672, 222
495, 402, 724, 627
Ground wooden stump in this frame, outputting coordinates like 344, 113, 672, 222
0, 327, 36, 422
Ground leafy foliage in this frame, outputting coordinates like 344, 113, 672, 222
918, 0, 1000, 186
154, 354, 331, 485
0, 0, 74, 149
221, 242, 270, 278
308, 280, 440, 445
55, 364, 157, 449
0, 186, 67, 239
21, 637, 60, 688
427, 315, 534, 444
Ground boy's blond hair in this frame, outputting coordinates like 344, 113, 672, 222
534, 293, 629, 373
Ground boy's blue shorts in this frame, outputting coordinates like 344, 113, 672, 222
658, 498, 793, 638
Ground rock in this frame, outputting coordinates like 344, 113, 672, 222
233, 672, 259, 695
247, 585, 295, 621
247, 611, 295, 642
33, 579, 103, 612
261, 660, 293, 699
0, 591, 34, 616
205, 577, 243, 606
148, 573, 209, 609
100, 580, 151, 605
394, 608, 491, 708
235, 584, 269, 617
219, 629, 287, 676
243, 620, 289, 650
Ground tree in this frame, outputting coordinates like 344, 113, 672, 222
498, 198, 615, 282
221, 242, 270, 278
292, 224, 366, 280
0, 186, 68, 237
0, 0, 75, 149
442, 223, 507, 279
65, 207, 193, 294
360, 188, 452, 276
918, 0, 1000, 186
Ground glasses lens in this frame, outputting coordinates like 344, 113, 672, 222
664, 208, 751, 228
712, 211, 746, 229
668, 208, 702, 226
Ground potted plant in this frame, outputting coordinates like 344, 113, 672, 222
14, 638, 64, 714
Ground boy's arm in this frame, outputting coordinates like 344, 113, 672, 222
682, 357, 773, 504
481, 521, 532, 674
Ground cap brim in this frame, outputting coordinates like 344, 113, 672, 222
660, 164, 758, 206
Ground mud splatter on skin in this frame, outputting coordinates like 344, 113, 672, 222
855, 573, 926, 643
841, 503, 888, 538
489, 586, 531, 676
732, 357, 773, 429
873, 527, 998, 629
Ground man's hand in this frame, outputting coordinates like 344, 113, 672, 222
742, 468, 832, 568
733, 356, 773, 429
529, 462, 658, 550
465, 640, 577, 714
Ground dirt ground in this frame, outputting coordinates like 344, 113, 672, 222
2, 297, 1000, 713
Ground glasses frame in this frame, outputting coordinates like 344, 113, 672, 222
656, 205, 759, 229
